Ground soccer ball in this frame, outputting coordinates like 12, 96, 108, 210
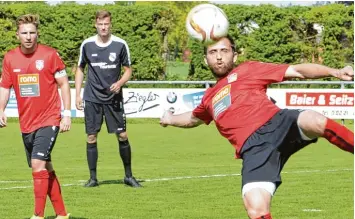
186, 4, 229, 43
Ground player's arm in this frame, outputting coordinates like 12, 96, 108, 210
285, 64, 354, 80
75, 66, 85, 109
75, 42, 87, 110
0, 56, 13, 127
110, 42, 132, 93
55, 72, 71, 132
160, 111, 204, 128
118, 66, 132, 86
110, 66, 132, 93
0, 87, 10, 127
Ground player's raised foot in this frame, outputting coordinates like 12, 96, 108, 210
84, 178, 99, 187
55, 213, 70, 219
30, 215, 44, 219
124, 176, 142, 188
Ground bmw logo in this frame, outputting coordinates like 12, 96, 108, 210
166, 92, 177, 103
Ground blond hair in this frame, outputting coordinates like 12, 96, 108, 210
95, 10, 111, 21
16, 14, 39, 30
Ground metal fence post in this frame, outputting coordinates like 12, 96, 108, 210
341, 82, 345, 89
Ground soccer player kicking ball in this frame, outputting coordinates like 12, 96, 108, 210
160, 35, 354, 219
0, 14, 71, 219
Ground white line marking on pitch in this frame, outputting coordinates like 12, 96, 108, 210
0, 180, 32, 183
0, 168, 352, 190
303, 209, 323, 212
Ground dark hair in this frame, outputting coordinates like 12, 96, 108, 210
16, 14, 39, 30
204, 35, 236, 55
95, 10, 111, 21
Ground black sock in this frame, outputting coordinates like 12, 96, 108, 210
119, 140, 132, 178
87, 142, 98, 180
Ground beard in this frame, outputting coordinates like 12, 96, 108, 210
209, 61, 235, 79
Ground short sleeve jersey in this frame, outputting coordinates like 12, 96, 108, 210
0, 45, 65, 133
192, 61, 289, 158
78, 35, 131, 104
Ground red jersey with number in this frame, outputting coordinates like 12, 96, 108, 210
192, 61, 289, 158
0, 45, 65, 133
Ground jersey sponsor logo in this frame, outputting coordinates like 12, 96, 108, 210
109, 52, 117, 62
35, 60, 44, 71
227, 73, 238, 83
91, 54, 98, 57
91, 62, 117, 69
18, 74, 40, 97
212, 84, 231, 119
13, 69, 21, 73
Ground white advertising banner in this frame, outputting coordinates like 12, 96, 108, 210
5, 88, 354, 119
267, 89, 354, 119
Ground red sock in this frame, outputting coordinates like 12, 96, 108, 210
32, 170, 49, 217
322, 119, 354, 154
48, 171, 67, 216
255, 213, 272, 219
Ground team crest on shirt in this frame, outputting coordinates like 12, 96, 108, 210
212, 84, 232, 119
35, 60, 44, 71
109, 53, 116, 62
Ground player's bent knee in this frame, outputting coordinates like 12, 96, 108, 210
87, 134, 97, 143
31, 159, 47, 172
117, 132, 128, 141
298, 110, 327, 139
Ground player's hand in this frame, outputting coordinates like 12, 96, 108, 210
160, 110, 173, 127
0, 111, 7, 128
76, 96, 84, 111
336, 66, 354, 81
110, 81, 122, 94
60, 116, 71, 133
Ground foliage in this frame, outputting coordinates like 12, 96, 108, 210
0, 3, 353, 83
188, 4, 353, 81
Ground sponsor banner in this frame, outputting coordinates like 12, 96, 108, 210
267, 89, 354, 119
5, 88, 354, 119
123, 88, 205, 118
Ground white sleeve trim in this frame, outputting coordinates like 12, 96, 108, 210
55, 69, 67, 78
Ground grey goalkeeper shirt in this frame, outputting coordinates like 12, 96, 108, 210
78, 35, 131, 104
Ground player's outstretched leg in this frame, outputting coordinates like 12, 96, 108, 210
85, 134, 99, 187
322, 118, 354, 153
117, 132, 141, 188
298, 110, 353, 153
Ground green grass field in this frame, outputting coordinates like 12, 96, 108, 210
0, 121, 353, 219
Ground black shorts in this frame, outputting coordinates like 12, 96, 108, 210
240, 109, 317, 189
84, 100, 126, 135
22, 126, 60, 167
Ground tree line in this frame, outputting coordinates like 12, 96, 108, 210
0, 2, 353, 84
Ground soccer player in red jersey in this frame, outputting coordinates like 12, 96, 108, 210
160, 36, 354, 219
0, 14, 71, 219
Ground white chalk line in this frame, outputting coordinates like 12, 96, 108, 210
303, 209, 323, 212
0, 168, 352, 190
